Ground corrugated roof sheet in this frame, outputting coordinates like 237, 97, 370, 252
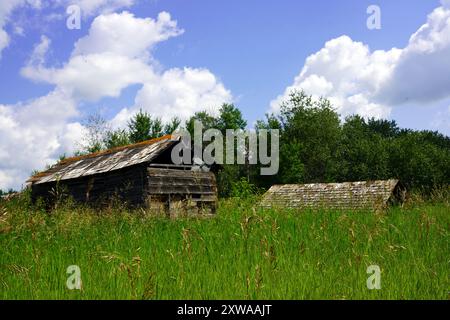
260, 179, 399, 210
28, 135, 180, 185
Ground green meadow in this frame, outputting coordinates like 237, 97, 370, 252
0, 192, 448, 300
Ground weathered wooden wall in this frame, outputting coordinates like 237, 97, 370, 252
146, 167, 218, 216
31, 165, 219, 216
31, 164, 147, 207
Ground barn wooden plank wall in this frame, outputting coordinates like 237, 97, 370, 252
31, 165, 147, 207
147, 168, 217, 197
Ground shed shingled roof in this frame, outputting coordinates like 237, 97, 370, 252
28, 135, 180, 185
260, 179, 400, 210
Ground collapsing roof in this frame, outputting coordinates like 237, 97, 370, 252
28, 135, 180, 185
260, 179, 402, 210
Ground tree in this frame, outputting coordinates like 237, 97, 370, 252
104, 129, 131, 149
149, 117, 163, 139
128, 109, 152, 143
366, 118, 399, 138
79, 113, 110, 153
185, 111, 218, 136
337, 115, 390, 182
277, 90, 341, 183
164, 117, 181, 135
216, 103, 247, 132
388, 132, 450, 189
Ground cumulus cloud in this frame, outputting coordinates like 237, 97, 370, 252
22, 11, 181, 101
23, 52, 155, 101
271, 4, 450, 119
378, 6, 450, 105
22, 11, 230, 120
73, 11, 183, 60
0, 89, 82, 190
270, 35, 400, 118
112, 67, 232, 126
1, 10, 232, 189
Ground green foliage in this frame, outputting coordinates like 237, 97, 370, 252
128, 109, 153, 143
186, 104, 249, 197
104, 129, 131, 149
260, 91, 341, 184
216, 103, 247, 131
337, 115, 390, 182
163, 117, 181, 135
185, 111, 218, 136
149, 117, 163, 139
255, 90, 450, 192
230, 177, 259, 198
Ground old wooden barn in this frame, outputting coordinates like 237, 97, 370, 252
260, 179, 403, 210
27, 135, 218, 216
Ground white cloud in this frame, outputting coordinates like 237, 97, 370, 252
59, 0, 135, 17
72, 11, 183, 60
27, 34, 50, 66
22, 11, 181, 101
270, 35, 400, 118
0, 29, 8, 55
23, 53, 155, 101
378, 6, 450, 105
112, 67, 232, 126
1, 10, 232, 189
22, 11, 230, 117
271, 4, 450, 120
0, 89, 82, 190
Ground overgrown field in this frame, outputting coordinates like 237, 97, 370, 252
0, 193, 448, 299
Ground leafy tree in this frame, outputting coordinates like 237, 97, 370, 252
128, 109, 152, 143
216, 103, 247, 132
388, 132, 450, 189
366, 118, 399, 138
337, 115, 390, 182
185, 104, 249, 196
185, 111, 218, 136
149, 117, 163, 139
104, 129, 131, 149
277, 90, 341, 183
164, 117, 181, 135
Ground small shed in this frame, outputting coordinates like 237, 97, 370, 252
28, 135, 218, 216
260, 179, 403, 210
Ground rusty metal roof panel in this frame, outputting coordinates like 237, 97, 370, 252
260, 179, 399, 210
29, 136, 180, 185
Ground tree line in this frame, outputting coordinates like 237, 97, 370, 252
75, 90, 450, 196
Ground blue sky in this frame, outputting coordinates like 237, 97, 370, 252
0, 0, 449, 189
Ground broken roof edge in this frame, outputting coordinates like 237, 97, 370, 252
27, 134, 180, 183
265, 179, 400, 189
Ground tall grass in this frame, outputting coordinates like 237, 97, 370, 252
0, 192, 448, 299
